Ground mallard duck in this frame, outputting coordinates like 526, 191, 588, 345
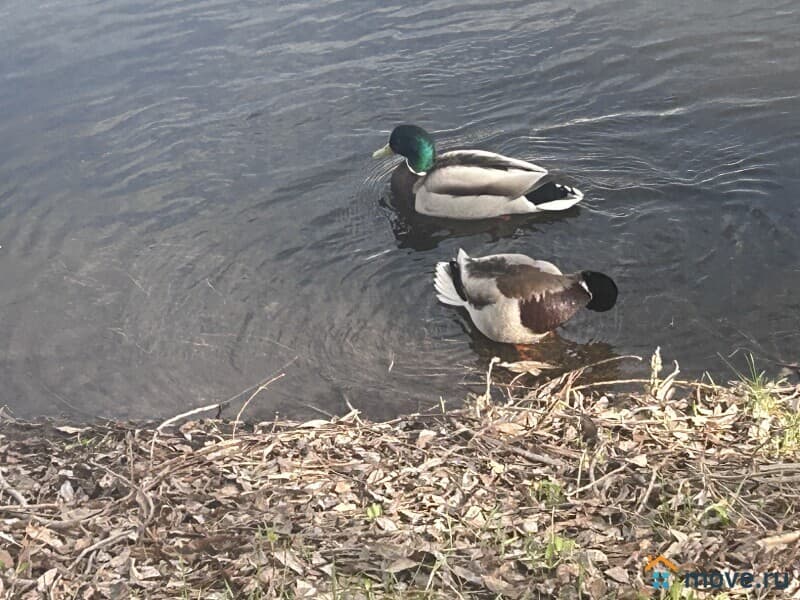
434, 249, 617, 344
372, 124, 583, 220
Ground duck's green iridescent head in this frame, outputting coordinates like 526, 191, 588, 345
372, 124, 435, 174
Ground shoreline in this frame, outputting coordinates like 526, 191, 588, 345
1, 351, 799, 599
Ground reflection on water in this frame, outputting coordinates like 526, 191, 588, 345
467, 330, 620, 378
0, 0, 798, 421
381, 164, 583, 252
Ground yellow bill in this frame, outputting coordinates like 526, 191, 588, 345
372, 143, 394, 159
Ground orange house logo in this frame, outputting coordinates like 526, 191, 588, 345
644, 555, 679, 590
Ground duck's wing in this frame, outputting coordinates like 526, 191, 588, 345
478, 253, 562, 275
466, 257, 591, 334
424, 150, 548, 199
415, 151, 581, 218
448, 252, 554, 308
514, 272, 590, 333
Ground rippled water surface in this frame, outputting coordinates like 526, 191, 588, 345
1, 0, 798, 420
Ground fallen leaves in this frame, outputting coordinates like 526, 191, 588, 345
25, 524, 66, 552
0, 358, 799, 598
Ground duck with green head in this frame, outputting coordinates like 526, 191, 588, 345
373, 124, 583, 220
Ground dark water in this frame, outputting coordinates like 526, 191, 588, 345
1, 0, 798, 421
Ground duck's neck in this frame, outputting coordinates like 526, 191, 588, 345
406, 138, 435, 175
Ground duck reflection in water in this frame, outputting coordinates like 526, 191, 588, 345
462, 327, 623, 398
381, 184, 581, 252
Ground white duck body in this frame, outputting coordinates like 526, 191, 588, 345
434, 249, 617, 344
413, 150, 583, 220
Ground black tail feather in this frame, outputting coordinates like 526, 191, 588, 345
525, 181, 575, 204
448, 260, 468, 302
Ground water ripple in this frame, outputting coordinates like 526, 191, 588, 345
0, 0, 798, 420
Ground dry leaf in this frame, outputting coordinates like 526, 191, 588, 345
375, 516, 398, 531
628, 455, 648, 467
758, 530, 800, 549
482, 574, 515, 596
583, 549, 608, 564
587, 576, 607, 598
274, 549, 305, 575
0, 548, 13, 570
670, 528, 688, 543
59, 479, 75, 503
36, 568, 59, 592
26, 524, 64, 551
133, 564, 161, 580
493, 422, 525, 436
295, 579, 318, 597
303, 480, 326, 492
520, 517, 539, 533
451, 564, 483, 585
386, 558, 418, 573
54, 426, 88, 435
497, 360, 557, 375
604, 566, 629, 583
298, 419, 329, 429
416, 429, 436, 448
488, 460, 505, 474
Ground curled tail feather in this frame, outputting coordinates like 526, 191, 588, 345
434, 261, 467, 306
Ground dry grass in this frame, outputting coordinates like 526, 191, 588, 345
1, 350, 799, 599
